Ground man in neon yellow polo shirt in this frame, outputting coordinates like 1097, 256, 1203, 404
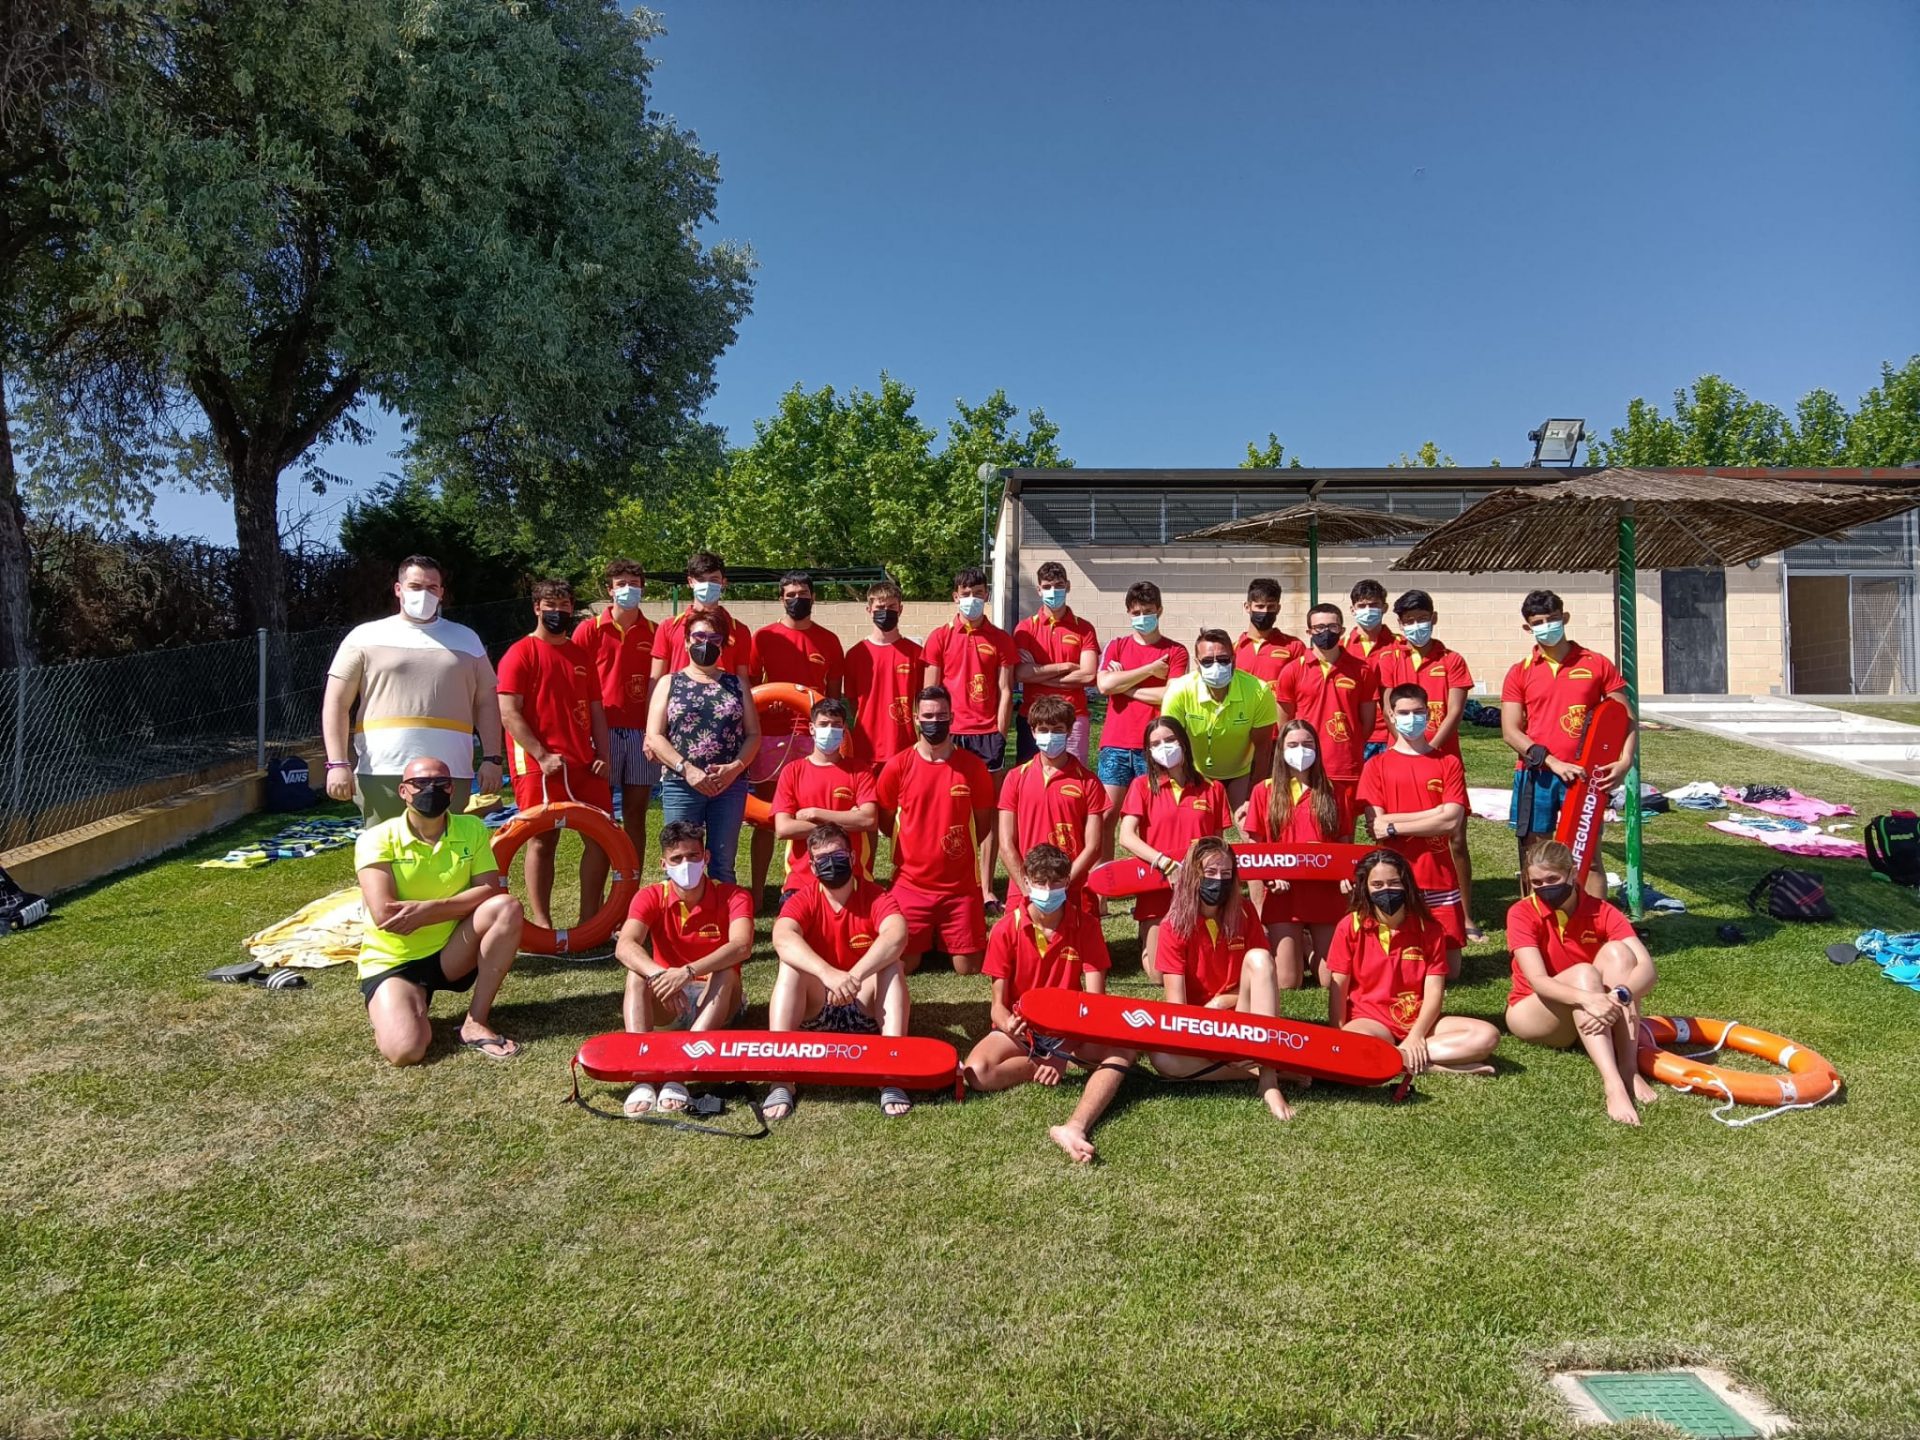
355, 757, 526, 1065
1160, 628, 1279, 811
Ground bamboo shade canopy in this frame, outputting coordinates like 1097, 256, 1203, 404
1177, 501, 1437, 547
1391, 469, 1920, 575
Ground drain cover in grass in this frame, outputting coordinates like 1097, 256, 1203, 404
1574, 1371, 1759, 1437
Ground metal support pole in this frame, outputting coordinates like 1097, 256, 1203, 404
1308, 514, 1320, 607
10, 664, 26, 818
256, 627, 268, 771
1616, 512, 1644, 920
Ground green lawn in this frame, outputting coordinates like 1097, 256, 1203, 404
6, 724, 1920, 1439
1815, 699, 1920, 728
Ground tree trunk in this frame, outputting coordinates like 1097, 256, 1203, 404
231, 450, 287, 634
0, 356, 36, 668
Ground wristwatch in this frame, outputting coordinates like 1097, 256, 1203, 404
671, 757, 688, 777
480, 754, 503, 766
1612, 985, 1633, 1006
1385, 822, 1398, 840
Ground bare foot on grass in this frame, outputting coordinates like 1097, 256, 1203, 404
1606, 1089, 1643, 1126
1049, 1124, 1096, 1163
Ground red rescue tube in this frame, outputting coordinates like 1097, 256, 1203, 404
1088, 842, 1375, 899
573, 1029, 961, 1089
490, 801, 639, 955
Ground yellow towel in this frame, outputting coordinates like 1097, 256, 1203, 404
243, 886, 365, 969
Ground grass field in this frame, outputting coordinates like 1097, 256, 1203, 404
1817, 698, 1920, 727
6, 721, 1920, 1439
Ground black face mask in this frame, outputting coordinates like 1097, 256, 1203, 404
1370, 887, 1407, 917
688, 637, 723, 666
872, 608, 900, 632
539, 610, 571, 635
918, 718, 952, 745
784, 596, 813, 622
1310, 629, 1341, 650
1198, 877, 1229, 907
406, 785, 452, 819
1248, 610, 1277, 632
1535, 881, 1576, 909
812, 851, 853, 887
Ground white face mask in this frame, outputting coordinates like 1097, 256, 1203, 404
1283, 745, 1316, 772
400, 587, 440, 622
1033, 730, 1069, 758
664, 857, 705, 889
1199, 661, 1234, 689
1149, 741, 1183, 768
812, 724, 846, 753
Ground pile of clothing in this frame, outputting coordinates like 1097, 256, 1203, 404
198, 817, 361, 869
1852, 931, 1920, 992
1722, 786, 1855, 822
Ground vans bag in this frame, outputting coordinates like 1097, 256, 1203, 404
1865, 811, 1920, 887
1746, 868, 1835, 922
265, 753, 317, 812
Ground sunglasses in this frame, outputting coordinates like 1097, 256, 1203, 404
404, 779, 453, 794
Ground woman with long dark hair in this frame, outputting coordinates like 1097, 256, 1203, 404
1115, 714, 1231, 977
1144, 837, 1293, 1121
1243, 718, 1349, 988
1327, 850, 1497, 1078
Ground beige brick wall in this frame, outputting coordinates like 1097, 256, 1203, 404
997, 539, 1788, 697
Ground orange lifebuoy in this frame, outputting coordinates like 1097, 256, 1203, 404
1637, 1015, 1842, 1108
743, 683, 824, 829
491, 801, 640, 955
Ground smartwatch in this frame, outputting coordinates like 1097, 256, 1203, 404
1385, 822, 1398, 840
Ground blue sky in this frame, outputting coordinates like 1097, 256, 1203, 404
155, 0, 1920, 541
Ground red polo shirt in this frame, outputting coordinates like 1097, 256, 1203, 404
1155, 905, 1265, 1004
1235, 629, 1304, 687
875, 745, 996, 892
651, 606, 754, 676
846, 636, 923, 768
1329, 912, 1450, 1039
497, 636, 598, 770
1121, 774, 1231, 865
1500, 642, 1627, 766
1355, 747, 1467, 891
984, 900, 1110, 1002
752, 619, 846, 697
1273, 650, 1378, 781
922, 618, 1018, 735
627, 880, 753, 969
1344, 627, 1403, 742
997, 754, 1109, 862
1014, 608, 1099, 718
772, 757, 879, 889
1374, 640, 1474, 758
1097, 634, 1190, 750
779, 879, 902, 973
1504, 892, 1636, 1006
573, 608, 657, 729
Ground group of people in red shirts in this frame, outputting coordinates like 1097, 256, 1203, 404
490, 551, 1662, 1159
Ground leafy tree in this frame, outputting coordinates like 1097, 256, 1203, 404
1846, 356, 1920, 466
37, 0, 750, 632
1390, 440, 1456, 468
596, 423, 729, 582
1239, 433, 1304, 468
1589, 375, 1789, 466
337, 478, 542, 609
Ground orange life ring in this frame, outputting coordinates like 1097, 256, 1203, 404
1637, 1015, 1842, 1108
743, 683, 824, 829
491, 801, 640, 955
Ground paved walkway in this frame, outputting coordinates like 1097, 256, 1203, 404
1642, 696, 1920, 785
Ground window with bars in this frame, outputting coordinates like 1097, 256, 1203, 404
1020, 487, 1485, 548
1786, 514, 1917, 572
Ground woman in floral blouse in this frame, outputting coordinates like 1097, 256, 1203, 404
646, 613, 762, 885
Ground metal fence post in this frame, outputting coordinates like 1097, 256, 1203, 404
256, 627, 268, 771
10, 664, 25, 817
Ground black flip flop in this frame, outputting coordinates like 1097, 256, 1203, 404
207, 960, 264, 983
252, 969, 308, 990
1827, 942, 1860, 966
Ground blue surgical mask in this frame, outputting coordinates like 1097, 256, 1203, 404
812, 724, 845, 753
691, 579, 724, 605
1199, 661, 1234, 689
1130, 612, 1159, 634
1027, 885, 1067, 914
1393, 710, 1429, 740
1354, 606, 1384, 629
1531, 619, 1566, 647
1402, 621, 1433, 648
1034, 729, 1068, 758
1039, 587, 1066, 611
612, 584, 643, 609
956, 596, 986, 621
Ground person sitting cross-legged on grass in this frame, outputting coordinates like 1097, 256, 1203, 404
767, 822, 913, 1119
355, 756, 525, 1065
1143, 837, 1295, 1122
1504, 838, 1659, 1126
613, 820, 752, 1117
964, 843, 1135, 1163
1328, 849, 1498, 1080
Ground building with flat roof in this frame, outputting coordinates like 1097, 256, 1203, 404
989, 468, 1919, 697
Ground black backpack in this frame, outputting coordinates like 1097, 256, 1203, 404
1746, 868, 1834, 922
265, 753, 317, 812
1866, 812, 1920, 887
0, 862, 49, 932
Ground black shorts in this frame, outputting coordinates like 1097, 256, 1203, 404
953, 731, 1007, 772
360, 951, 476, 1005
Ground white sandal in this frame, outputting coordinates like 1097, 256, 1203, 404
658, 1080, 692, 1113
622, 1083, 658, 1116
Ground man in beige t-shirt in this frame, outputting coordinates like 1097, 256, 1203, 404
323, 555, 504, 824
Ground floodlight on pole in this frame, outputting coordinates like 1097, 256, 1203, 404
1526, 418, 1586, 467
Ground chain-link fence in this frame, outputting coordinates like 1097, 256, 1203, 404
0, 598, 533, 852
